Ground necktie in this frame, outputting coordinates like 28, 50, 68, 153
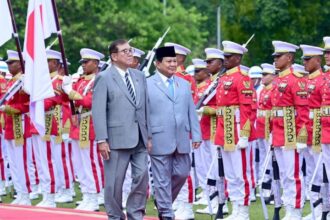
125, 72, 136, 103
168, 78, 174, 98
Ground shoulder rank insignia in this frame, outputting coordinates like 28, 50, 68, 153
243, 81, 251, 89
298, 81, 306, 90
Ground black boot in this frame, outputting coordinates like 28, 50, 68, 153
272, 207, 281, 220
321, 211, 329, 220
214, 203, 225, 219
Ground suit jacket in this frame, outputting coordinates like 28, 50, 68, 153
92, 65, 150, 149
147, 72, 201, 155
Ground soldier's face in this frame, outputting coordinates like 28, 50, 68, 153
130, 57, 139, 69
224, 54, 241, 69
156, 57, 177, 78
324, 51, 330, 66
303, 56, 320, 73
206, 59, 222, 74
261, 73, 274, 86
81, 59, 98, 74
176, 54, 186, 66
274, 53, 290, 70
194, 69, 209, 83
47, 59, 60, 73
7, 61, 21, 75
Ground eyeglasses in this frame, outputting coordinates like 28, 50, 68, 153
116, 48, 135, 55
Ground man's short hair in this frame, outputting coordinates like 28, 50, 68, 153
109, 39, 128, 59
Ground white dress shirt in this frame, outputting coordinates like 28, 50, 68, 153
156, 71, 175, 94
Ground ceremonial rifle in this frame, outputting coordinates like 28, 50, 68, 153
50, 0, 76, 115
195, 33, 255, 110
139, 27, 171, 76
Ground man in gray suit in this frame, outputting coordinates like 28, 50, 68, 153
92, 39, 151, 220
147, 46, 202, 220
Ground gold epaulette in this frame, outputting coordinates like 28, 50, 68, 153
3, 105, 20, 115
293, 71, 304, 78
69, 90, 83, 100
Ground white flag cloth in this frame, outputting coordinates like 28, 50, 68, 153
23, 0, 55, 136
40, 0, 57, 39
0, 0, 14, 46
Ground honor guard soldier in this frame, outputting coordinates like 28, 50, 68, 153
0, 61, 8, 198
300, 45, 325, 220
255, 64, 276, 194
62, 48, 104, 211
195, 48, 229, 216
214, 41, 253, 220
320, 37, 330, 219
270, 41, 309, 219
1, 50, 32, 205
131, 47, 145, 69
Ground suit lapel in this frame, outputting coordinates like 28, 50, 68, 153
153, 73, 175, 102
129, 69, 140, 106
111, 66, 136, 106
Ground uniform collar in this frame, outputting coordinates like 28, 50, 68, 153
176, 65, 185, 73
308, 69, 322, 79
50, 71, 58, 78
82, 73, 95, 80
12, 72, 22, 80
278, 67, 292, 78
211, 73, 218, 81
265, 84, 273, 90
226, 66, 240, 75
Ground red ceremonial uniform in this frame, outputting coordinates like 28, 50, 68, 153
175, 65, 197, 100
270, 67, 309, 147
69, 73, 95, 141
256, 84, 274, 139
3, 73, 30, 140
214, 66, 253, 149
306, 69, 325, 149
0, 75, 7, 133
249, 90, 257, 142
321, 72, 330, 144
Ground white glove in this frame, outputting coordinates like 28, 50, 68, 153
296, 143, 307, 153
62, 133, 69, 140
196, 107, 204, 116
0, 105, 5, 111
62, 75, 73, 94
237, 137, 249, 149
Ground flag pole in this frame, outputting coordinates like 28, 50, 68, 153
7, 0, 25, 73
50, 0, 75, 114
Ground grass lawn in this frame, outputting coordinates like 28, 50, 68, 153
1, 184, 312, 219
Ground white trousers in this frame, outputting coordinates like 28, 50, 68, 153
302, 147, 322, 203
71, 140, 102, 194
53, 139, 74, 190
256, 138, 270, 182
221, 145, 251, 206
32, 135, 58, 193
5, 138, 33, 194
195, 140, 216, 191
274, 147, 305, 208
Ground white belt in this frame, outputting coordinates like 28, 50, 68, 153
309, 111, 314, 119
257, 110, 266, 117
322, 107, 330, 116
80, 111, 92, 118
45, 110, 55, 115
272, 109, 297, 117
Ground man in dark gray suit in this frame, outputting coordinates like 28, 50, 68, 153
147, 46, 202, 220
92, 39, 151, 220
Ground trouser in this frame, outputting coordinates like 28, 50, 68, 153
151, 150, 190, 219
31, 135, 58, 194
221, 144, 251, 206
53, 139, 74, 190
104, 140, 148, 220
71, 140, 102, 194
321, 144, 330, 211
256, 138, 270, 182
0, 135, 6, 182
301, 147, 322, 203
194, 140, 216, 192
274, 147, 305, 209
5, 138, 33, 194
123, 163, 132, 201
249, 141, 256, 190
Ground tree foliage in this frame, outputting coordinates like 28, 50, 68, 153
1, 0, 330, 71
